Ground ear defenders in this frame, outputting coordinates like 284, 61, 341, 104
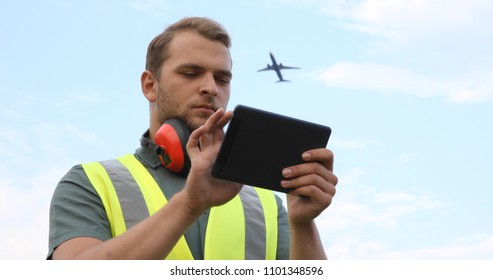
141, 119, 191, 176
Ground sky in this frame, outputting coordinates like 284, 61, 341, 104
1, 0, 492, 260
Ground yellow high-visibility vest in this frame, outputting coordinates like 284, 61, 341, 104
82, 154, 279, 260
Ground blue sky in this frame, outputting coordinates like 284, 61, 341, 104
1, 0, 492, 259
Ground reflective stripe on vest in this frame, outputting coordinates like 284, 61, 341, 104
82, 154, 278, 260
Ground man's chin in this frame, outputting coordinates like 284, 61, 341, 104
187, 116, 210, 131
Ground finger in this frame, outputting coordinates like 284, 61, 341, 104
186, 129, 202, 157
211, 110, 233, 142
190, 109, 224, 148
215, 110, 233, 128
281, 173, 334, 194
282, 161, 331, 182
198, 128, 213, 150
202, 108, 226, 131
203, 109, 232, 147
288, 184, 332, 199
302, 148, 334, 171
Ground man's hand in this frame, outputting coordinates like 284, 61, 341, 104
182, 108, 242, 216
281, 148, 337, 225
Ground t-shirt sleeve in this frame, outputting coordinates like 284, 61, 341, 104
275, 194, 290, 260
47, 165, 111, 259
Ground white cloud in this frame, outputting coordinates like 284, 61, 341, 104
63, 124, 102, 144
319, 177, 490, 259
0, 124, 30, 153
0, 106, 23, 119
319, 186, 445, 232
379, 234, 493, 259
54, 90, 105, 113
318, 0, 493, 46
373, 191, 416, 204
315, 62, 493, 104
404, 234, 493, 259
448, 87, 493, 105
330, 137, 381, 150
325, 234, 493, 259
0, 114, 90, 259
316, 62, 441, 96
337, 167, 367, 186
396, 153, 422, 164
314, 163, 490, 259
0, 166, 67, 259
294, 0, 493, 104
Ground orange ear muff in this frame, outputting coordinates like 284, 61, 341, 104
154, 119, 191, 176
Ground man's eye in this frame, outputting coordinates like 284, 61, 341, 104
182, 72, 198, 77
216, 77, 231, 85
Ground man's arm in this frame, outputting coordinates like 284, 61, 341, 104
53, 190, 204, 259
289, 220, 326, 259
281, 148, 338, 260
53, 109, 241, 259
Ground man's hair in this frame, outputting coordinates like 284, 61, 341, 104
145, 17, 231, 78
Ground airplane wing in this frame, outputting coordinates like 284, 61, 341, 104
279, 64, 300, 70
257, 65, 273, 72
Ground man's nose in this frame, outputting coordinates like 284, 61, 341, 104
200, 73, 218, 97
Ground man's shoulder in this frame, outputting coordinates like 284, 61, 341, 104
58, 163, 88, 185
54, 163, 98, 199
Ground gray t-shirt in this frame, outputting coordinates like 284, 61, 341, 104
47, 144, 290, 259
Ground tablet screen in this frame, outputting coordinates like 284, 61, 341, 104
212, 105, 331, 193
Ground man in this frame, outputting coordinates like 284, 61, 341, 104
47, 17, 337, 260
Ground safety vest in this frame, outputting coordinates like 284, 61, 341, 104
81, 154, 279, 260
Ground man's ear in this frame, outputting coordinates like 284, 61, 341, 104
141, 70, 157, 102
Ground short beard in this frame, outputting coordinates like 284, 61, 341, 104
155, 85, 208, 132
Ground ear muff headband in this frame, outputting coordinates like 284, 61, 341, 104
154, 119, 191, 176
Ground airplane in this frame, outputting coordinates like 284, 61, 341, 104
257, 52, 300, 82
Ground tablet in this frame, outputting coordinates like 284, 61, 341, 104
211, 105, 332, 193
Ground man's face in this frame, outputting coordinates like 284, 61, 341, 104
154, 31, 232, 131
